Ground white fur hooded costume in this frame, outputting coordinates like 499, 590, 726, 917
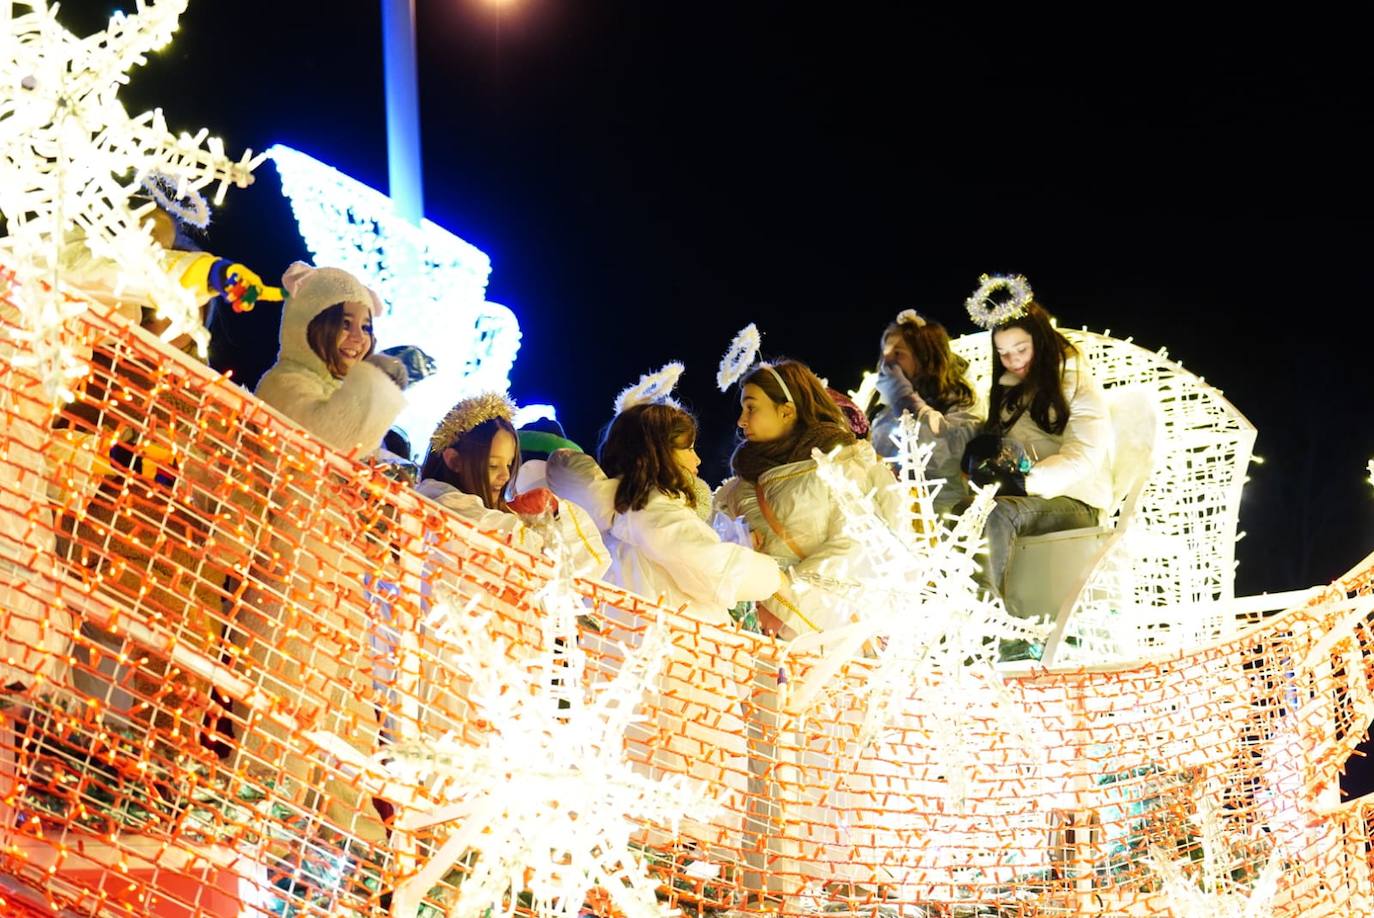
254, 263, 404, 455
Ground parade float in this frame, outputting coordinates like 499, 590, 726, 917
4, 3, 1374, 917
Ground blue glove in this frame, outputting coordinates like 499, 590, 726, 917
874, 359, 916, 410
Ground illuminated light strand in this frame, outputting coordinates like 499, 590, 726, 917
800, 431, 1046, 809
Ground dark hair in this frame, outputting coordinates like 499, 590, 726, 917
419, 417, 520, 511
881, 317, 975, 413
597, 403, 697, 514
742, 360, 853, 438
729, 359, 857, 481
307, 303, 375, 379
986, 300, 1075, 436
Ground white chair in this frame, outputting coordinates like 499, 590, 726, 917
1001, 386, 1159, 665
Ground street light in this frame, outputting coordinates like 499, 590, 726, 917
380, 0, 423, 225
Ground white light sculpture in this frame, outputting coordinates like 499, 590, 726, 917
379, 566, 714, 918
795, 428, 1046, 805
948, 329, 1256, 656
268, 143, 521, 454
0, 0, 263, 399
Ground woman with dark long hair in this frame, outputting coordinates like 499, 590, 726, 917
417, 392, 608, 577
965, 276, 1113, 611
869, 308, 984, 514
547, 398, 782, 624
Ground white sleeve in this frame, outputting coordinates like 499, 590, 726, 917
1024, 363, 1112, 501
545, 449, 618, 531
625, 500, 781, 610
793, 446, 900, 582
426, 486, 540, 548
256, 361, 404, 455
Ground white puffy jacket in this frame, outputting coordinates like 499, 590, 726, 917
546, 450, 782, 626
415, 478, 609, 580
714, 440, 902, 635
1000, 352, 1114, 513
254, 266, 404, 455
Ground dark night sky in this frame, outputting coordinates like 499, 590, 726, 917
68, 2, 1374, 596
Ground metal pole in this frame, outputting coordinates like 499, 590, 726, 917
381, 0, 424, 224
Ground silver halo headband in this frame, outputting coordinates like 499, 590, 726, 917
756, 362, 794, 405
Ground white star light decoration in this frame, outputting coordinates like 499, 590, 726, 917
794, 416, 1046, 802
268, 143, 522, 453
379, 568, 715, 918
0, 0, 263, 400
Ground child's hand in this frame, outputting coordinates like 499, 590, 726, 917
509, 487, 559, 516
756, 604, 788, 639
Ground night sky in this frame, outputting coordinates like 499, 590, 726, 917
72, 2, 1374, 596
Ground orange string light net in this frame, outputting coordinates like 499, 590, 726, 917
3, 278, 1374, 917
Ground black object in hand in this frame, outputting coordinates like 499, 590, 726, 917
961, 434, 1030, 497
380, 345, 438, 384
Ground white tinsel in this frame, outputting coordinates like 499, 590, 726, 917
613, 361, 684, 415
964, 273, 1034, 330
716, 322, 761, 391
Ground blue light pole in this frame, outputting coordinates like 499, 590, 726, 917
381, 0, 424, 225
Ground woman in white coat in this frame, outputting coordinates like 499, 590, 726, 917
416, 392, 608, 580
547, 401, 783, 862
966, 278, 1113, 608
869, 309, 984, 516
716, 359, 902, 639
254, 261, 408, 455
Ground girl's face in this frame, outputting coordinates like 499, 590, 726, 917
336, 301, 374, 371
881, 332, 918, 379
673, 438, 701, 479
738, 383, 795, 443
485, 429, 518, 496
994, 327, 1034, 380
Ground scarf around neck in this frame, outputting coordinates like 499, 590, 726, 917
730, 422, 856, 484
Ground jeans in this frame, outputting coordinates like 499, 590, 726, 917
977, 495, 1099, 600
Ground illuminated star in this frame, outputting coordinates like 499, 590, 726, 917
0, 0, 263, 400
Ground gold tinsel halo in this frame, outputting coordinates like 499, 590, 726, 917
429, 392, 517, 452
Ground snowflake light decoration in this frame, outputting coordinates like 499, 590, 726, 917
0, 0, 263, 399
268, 143, 520, 453
379, 562, 715, 918
788, 417, 1048, 805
